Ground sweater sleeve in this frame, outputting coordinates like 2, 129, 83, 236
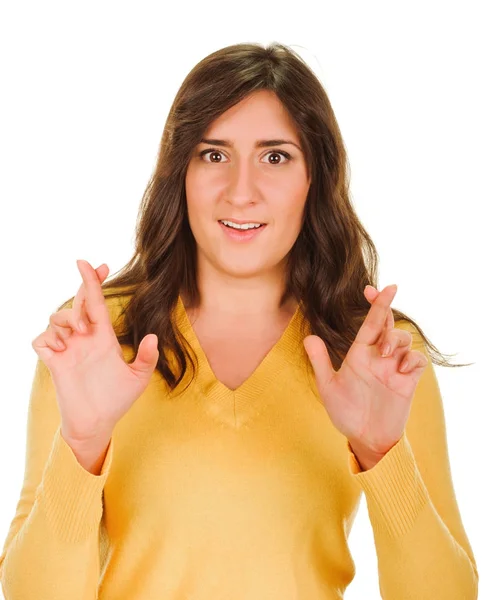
0, 356, 114, 600
346, 321, 479, 599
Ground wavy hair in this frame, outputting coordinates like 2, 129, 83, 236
57, 42, 473, 394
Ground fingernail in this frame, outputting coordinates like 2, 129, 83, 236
78, 320, 87, 333
400, 360, 409, 372
382, 344, 391, 357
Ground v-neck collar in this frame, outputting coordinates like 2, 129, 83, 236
170, 294, 312, 413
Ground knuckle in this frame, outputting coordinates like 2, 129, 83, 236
58, 328, 71, 340
393, 330, 410, 347
56, 341, 65, 351
398, 332, 409, 346
50, 308, 67, 324
403, 331, 413, 345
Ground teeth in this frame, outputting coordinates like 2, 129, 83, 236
220, 220, 263, 230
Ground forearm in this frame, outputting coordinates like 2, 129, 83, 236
349, 434, 478, 599
0, 427, 113, 599
373, 501, 478, 599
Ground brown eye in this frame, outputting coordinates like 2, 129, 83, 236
199, 149, 224, 163
263, 151, 291, 165
199, 149, 292, 165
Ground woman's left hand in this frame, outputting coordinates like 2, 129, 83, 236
303, 284, 429, 468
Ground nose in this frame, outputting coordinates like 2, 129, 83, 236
225, 158, 259, 208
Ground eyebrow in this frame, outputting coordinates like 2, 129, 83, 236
199, 138, 302, 152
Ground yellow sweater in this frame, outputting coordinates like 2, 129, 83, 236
0, 294, 478, 599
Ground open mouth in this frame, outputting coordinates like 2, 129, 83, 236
218, 221, 267, 241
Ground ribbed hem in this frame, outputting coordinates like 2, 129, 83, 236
37, 426, 114, 543
347, 432, 429, 539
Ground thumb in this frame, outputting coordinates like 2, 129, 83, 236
303, 335, 336, 393
129, 334, 160, 379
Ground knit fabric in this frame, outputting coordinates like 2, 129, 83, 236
0, 294, 478, 599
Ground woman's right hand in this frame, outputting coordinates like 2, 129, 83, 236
32, 259, 160, 444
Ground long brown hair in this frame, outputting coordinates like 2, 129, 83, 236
57, 42, 473, 394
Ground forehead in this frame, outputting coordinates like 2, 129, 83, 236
204, 90, 300, 140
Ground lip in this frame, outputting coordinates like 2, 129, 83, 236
218, 220, 267, 242
219, 218, 266, 225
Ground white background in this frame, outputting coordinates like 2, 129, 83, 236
0, 1, 491, 598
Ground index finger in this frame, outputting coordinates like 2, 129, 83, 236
76, 259, 108, 324
355, 284, 398, 346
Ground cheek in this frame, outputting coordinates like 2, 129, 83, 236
185, 174, 219, 222
276, 191, 306, 227
185, 180, 208, 223
269, 205, 305, 256
283, 213, 305, 242
281, 198, 307, 243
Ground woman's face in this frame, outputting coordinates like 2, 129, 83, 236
185, 89, 311, 279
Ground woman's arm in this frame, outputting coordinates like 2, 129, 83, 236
347, 321, 478, 599
0, 358, 114, 599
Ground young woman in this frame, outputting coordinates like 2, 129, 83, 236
0, 42, 478, 599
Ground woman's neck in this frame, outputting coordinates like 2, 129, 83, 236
181, 292, 298, 332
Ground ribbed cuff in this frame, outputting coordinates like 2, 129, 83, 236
347, 432, 429, 539
37, 426, 114, 543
